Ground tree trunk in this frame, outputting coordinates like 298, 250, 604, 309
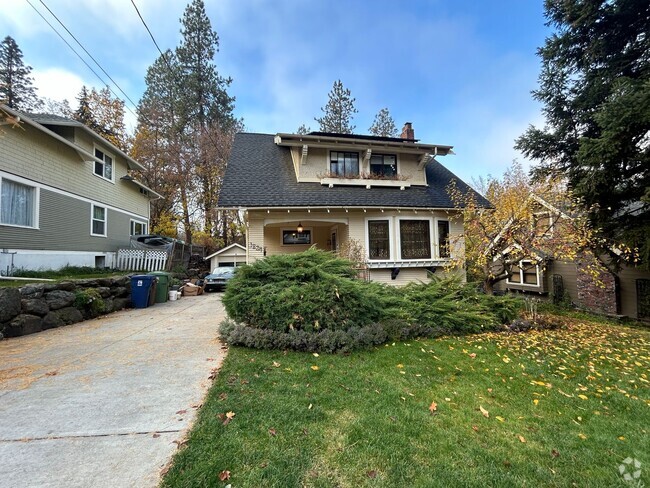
484, 279, 495, 295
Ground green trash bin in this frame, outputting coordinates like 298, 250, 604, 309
149, 271, 171, 303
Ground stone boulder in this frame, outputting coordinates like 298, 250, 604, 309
55, 307, 84, 326
0, 288, 21, 323
113, 297, 130, 311
21, 298, 50, 316
44, 290, 75, 310
42, 311, 63, 330
19, 283, 45, 299
96, 287, 112, 298
111, 286, 128, 298
6, 314, 43, 337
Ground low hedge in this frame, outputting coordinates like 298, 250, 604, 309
221, 249, 523, 352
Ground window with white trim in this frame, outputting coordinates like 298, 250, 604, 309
130, 220, 147, 236
94, 148, 113, 181
506, 260, 540, 286
399, 219, 431, 259
91, 204, 107, 236
0, 177, 38, 228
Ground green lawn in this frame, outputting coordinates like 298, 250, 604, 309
162, 318, 650, 487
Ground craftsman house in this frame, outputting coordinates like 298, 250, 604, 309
218, 123, 488, 285
0, 105, 159, 272
493, 194, 650, 320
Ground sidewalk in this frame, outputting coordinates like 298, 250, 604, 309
0, 292, 226, 487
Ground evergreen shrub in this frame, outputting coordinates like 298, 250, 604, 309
221, 249, 523, 352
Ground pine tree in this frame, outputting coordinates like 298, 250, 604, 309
74, 86, 94, 127
175, 0, 237, 242
296, 124, 311, 134
315, 80, 357, 134
176, 0, 235, 130
515, 0, 650, 267
0, 36, 41, 111
369, 108, 397, 137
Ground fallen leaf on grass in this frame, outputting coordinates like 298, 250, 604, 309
396, 364, 404, 368
308, 403, 313, 409
226, 411, 235, 419
366, 470, 377, 479
173, 439, 188, 448
272, 361, 281, 368
218, 470, 231, 481
311, 366, 319, 371
479, 406, 489, 418
551, 449, 560, 458
313, 353, 319, 357
472, 425, 479, 432
269, 428, 277, 436
496, 416, 505, 422
469, 353, 477, 359
429, 401, 438, 413
578, 394, 588, 400
578, 433, 587, 440
533, 399, 539, 405
518, 435, 526, 443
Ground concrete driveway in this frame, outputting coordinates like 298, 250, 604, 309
0, 292, 226, 488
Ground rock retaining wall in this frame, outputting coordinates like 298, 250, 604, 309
0, 276, 132, 339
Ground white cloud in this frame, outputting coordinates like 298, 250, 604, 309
31, 67, 87, 105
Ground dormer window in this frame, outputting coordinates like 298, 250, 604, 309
330, 151, 359, 177
94, 148, 113, 181
370, 154, 397, 177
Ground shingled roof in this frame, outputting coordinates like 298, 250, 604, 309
218, 132, 490, 209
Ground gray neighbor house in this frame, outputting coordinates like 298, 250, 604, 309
0, 104, 158, 273
218, 123, 490, 285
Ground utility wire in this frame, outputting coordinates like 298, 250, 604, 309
24, 0, 140, 123
34, 0, 140, 112
130, 0, 175, 75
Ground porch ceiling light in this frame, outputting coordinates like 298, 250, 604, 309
297, 222, 304, 233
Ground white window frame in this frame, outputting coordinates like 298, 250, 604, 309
506, 260, 540, 287
434, 217, 451, 259
365, 217, 394, 261
90, 204, 107, 237
280, 227, 313, 246
130, 219, 148, 236
396, 216, 434, 262
93, 146, 115, 183
0, 174, 40, 229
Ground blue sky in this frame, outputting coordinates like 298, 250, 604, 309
0, 0, 550, 183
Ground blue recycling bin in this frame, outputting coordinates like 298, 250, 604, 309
131, 275, 156, 309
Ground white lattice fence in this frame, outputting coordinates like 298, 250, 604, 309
117, 249, 168, 272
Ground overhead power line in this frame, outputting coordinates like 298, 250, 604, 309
24, 0, 140, 122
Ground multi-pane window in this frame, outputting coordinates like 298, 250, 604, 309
533, 212, 553, 237
437, 220, 450, 258
370, 154, 397, 177
94, 148, 113, 181
368, 220, 390, 260
91, 204, 107, 236
399, 220, 431, 259
507, 261, 539, 286
131, 220, 147, 236
0, 178, 36, 227
329, 151, 359, 177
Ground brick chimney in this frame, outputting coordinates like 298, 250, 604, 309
400, 122, 415, 140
